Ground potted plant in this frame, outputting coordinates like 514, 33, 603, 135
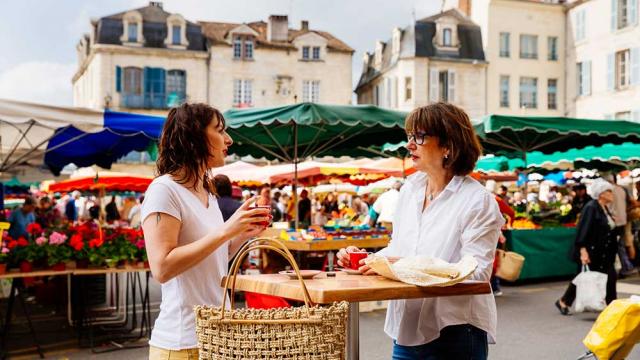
45, 232, 71, 271
0, 244, 9, 275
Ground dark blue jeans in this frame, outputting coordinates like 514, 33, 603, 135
392, 324, 488, 360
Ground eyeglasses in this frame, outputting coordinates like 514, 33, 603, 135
406, 132, 427, 145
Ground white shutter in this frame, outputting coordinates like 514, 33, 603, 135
603, 114, 614, 120
393, 77, 398, 108
447, 70, 456, 103
631, 48, 640, 85
607, 54, 616, 90
631, 0, 638, 25
585, 61, 592, 95
611, 0, 618, 31
633, 110, 640, 122
429, 68, 439, 102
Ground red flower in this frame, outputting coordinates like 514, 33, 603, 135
69, 234, 84, 251
26, 223, 42, 235
88, 238, 104, 248
7, 240, 18, 249
17, 237, 28, 247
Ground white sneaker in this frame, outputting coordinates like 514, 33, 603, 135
493, 290, 503, 297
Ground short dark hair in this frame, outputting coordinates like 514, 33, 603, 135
405, 102, 482, 176
23, 196, 36, 206
573, 184, 586, 191
156, 103, 226, 195
213, 174, 233, 197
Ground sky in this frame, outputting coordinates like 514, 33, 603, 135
0, 0, 441, 107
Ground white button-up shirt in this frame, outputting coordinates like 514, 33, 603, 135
378, 172, 504, 346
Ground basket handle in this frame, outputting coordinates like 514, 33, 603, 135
220, 237, 315, 320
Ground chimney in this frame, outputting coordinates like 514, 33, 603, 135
149, 1, 163, 9
267, 15, 289, 42
458, 0, 471, 16
301, 20, 309, 31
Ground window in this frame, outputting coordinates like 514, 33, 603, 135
443, 28, 452, 46
312, 47, 321, 60
172, 25, 181, 45
166, 70, 186, 107
519, 77, 538, 109
547, 79, 558, 110
302, 80, 320, 103
548, 37, 558, 61
233, 38, 242, 59
499, 32, 510, 58
233, 36, 254, 60
520, 35, 538, 59
404, 77, 412, 101
128, 23, 138, 43
613, 0, 638, 30
302, 46, 310, 60
233, 79, 252, 107
576, 10, 586, 41
429, 69, 455, 102
617, 49, 631, 88
500, 75, 509, 108
577, 61, 592, 96
244, 41, 254, 59
122, 67, 143, 108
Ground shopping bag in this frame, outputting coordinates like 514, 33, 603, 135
583, 298, 640, 360
572, 265, 607, 313
495, 248, 525, 281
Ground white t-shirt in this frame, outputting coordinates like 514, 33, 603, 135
378, 172, 504, 346
141, 175, 229, 350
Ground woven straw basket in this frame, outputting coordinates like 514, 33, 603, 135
195, 237, 349, 360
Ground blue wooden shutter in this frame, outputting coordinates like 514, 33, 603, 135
607, 53, 615, 90
115, 66, 122, 92
631, 48, 640, 85
612, 0, 618, 31
631, 0, 638, 25
156, 68, 166, 109
143, 67, 151, 108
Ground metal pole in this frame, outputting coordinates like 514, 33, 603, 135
293, 122, 299, 230
348, 302, 360, 360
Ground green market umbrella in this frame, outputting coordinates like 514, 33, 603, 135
526, 142, 640, 171
474, 115, 640, 162
224, 103, 407, 227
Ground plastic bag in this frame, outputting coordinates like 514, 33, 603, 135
583, 298, 640, 360
572, 265, 607, 313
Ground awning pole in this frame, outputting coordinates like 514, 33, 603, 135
293, 122, 299, 230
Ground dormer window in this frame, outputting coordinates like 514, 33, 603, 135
302, 46, 310, 60
233, 35, 254, 60
128, 23, 138, 42
165, 14, 188, 49
120, 11, 143, 46
443, 28, 452, 47
312, 46, 320, 60
172, 25, 181, 45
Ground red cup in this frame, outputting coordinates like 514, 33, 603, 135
251, 205, 272, 227
348, 251, 368, 270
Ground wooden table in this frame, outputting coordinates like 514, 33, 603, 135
281, 236, 390, 252
222, 272, 490, 360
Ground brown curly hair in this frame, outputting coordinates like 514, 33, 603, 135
156, 103, 225, 194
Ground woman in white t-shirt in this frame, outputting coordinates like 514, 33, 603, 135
141, 103, 271, 359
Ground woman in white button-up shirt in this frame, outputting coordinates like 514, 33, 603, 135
338, 103, 504, 360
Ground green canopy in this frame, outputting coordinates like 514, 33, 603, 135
474, 115, 640, 159
526, 142, 640, 170
224, 103, 407, 161
223, 103, 407, 227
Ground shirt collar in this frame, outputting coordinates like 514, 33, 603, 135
406, 171, 467, 194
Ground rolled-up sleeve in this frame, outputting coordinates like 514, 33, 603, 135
460, 193, 505, 281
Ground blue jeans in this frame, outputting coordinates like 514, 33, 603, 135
392, 324, 488, 360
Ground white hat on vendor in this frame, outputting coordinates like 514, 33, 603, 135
589, 178, 614, 199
